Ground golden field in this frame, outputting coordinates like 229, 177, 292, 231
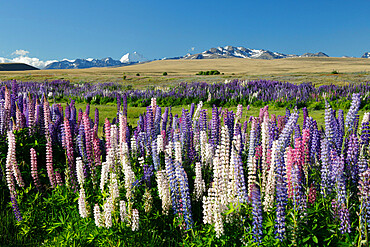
1, 57, 370, 87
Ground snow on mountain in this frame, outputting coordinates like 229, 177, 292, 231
45, 57, 123, 69
178, 46, 328, 60
120, 52, 147, 63
362, 52, 370, 58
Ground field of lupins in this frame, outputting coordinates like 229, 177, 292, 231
1, 80, 370, 246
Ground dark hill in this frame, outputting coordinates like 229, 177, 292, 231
0, 63, 39, 71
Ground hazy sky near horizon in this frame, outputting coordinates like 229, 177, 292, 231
1, 0, 369, 61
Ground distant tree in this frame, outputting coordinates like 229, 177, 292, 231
136, 73, 140, 76
163, 72, 168, 76
196, 70, 220, 75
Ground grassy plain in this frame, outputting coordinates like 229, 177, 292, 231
1, 57, 370, 88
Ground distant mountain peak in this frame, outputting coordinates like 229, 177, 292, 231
120, 52, 147, 63
362, 52, 370, 58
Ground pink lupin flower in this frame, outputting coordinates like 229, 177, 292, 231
64, 117, 77, 189
83, 112, 93, 165
43, 95, 51, 136
30, 148, 41, 190
104, 118, 111, 154
15, 103, 25, 130
55, 170, 63, 187
46, 139, 56, 188
7, 131, 24, 188
93, 133, 101, 167
28, 93, 35, 135
302, 129, 310, 169
43, 96, 56, 187
4, 86, 11, 131
286, 147, 295, 199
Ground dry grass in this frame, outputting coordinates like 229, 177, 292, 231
1, 57, 370, 87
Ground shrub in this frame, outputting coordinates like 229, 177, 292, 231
331, 70, 339, 74
163, 72, 168, 76
196, 70, 220, 75
136, 73, 140, 76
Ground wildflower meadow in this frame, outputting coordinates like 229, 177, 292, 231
1, 80, 370, 246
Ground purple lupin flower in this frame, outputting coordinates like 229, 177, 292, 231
336, 109, 344, 149
10, 195, 22, 221
330, 150, 350, 234
165, 155, 180, 214
94, 108, 99, 135
346, 134, 359, 182
175, 161, 193, 230
122, 94, 127, 117
358, 169, 370, 234
251, 183, 263, 244
78, 124, 88, 178
345, 93, 361, 132
320, 137, 331, 196
302, 107, 308, 129
275, 112, 299, 241
211, 105, 220, 148
85, 103, 90, 116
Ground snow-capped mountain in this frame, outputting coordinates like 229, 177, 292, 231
45, 52, 148, 69
362, 52, 370, 58
120, 52, 147, 63
174, 46, 328, 60
45, 57, 123, 69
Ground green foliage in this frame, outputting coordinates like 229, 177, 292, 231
136, 73, 140, 76
331, 70, 339, 74
196, 70, 221, 75
162, 72, 168, 76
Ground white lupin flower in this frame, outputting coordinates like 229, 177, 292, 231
104, 198, 113, 228
130, 136, 137, 154
109, 172, 120, 202
192, 101, 203, 123
131, 209, 139, 231
156, 170, 171, 215
76, 157, 84, 186
214, 202, 224, 238
110, 125, 118, 161
174, 141, 182, 163
100, 162, 109, 193
194, 162, 206, 201
124, 165, 135, 201
94, 204, 103, 227
247, 119, 257, 198
78, 187, 88, 218
362, 112, 370, 124
120, 200, 128, 223
263, 140, 278, 211
261, 115, 269, 193
157, 134, 164, 154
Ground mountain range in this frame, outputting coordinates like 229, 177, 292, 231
176, 46, 329, 60
43, 46, 370, 70
45, 52, 148, 69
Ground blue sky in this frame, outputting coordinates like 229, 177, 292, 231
0, 0, 369, 66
